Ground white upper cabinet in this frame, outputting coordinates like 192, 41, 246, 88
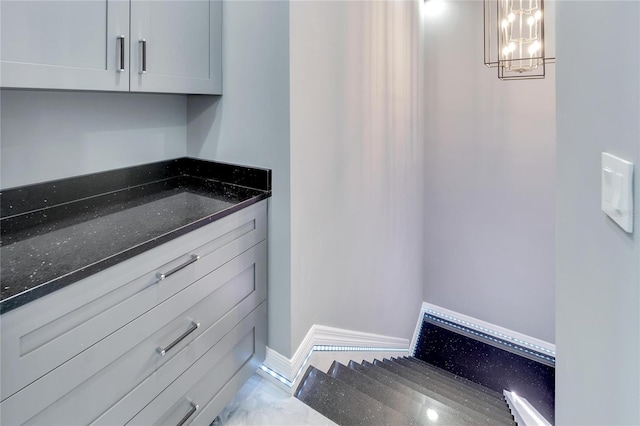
0, 0, 221, 95
1, 0, 130, 92
130, 0, 222, 94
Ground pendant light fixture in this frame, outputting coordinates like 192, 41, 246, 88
484, 0, 555, 80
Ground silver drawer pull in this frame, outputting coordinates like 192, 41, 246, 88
156, 255, 199, 281
117, 35, 125, 72
139, 38, 147, 74
156, 321, 200, 356
176, 401, 199, 426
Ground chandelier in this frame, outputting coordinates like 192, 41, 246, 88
484, 0, 555, 80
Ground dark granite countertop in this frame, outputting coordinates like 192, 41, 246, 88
0, 158, 271, 314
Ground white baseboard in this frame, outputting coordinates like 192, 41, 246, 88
504, 390, 552, 426
260, 325, 410, 393
410, 302, 556, 358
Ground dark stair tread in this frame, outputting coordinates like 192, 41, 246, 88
330, 361, 483, 426
358, 360, 503, 426
327, 362, 426, 425
375, 359, 515, 425
294, 366, 418, 426
348, 360, 433, 406
388, 358, 507, 412
392, 357, 509, 412
346, 361, 481, 426
405, 356, 505, 400
377, 359, 514, 425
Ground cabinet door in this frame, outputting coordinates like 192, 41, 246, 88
130, 0, 221, 95
0, 0, 129, 91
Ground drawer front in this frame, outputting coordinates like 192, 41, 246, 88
126, 302, 267, 426
1, 201, 266, 401
1, 241, 266, 426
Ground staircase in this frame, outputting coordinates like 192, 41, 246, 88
294, 357, 517, 426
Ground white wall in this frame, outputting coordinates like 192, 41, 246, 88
556, 1, 640, 424
290, 0, 425, 353
422, 0, 556, 343
187, 1, 291, 355
1, 90, 186, 189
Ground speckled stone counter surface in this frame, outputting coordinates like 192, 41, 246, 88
0, 158, 271, 314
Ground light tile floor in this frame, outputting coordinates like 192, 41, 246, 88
214, 374, 337, 426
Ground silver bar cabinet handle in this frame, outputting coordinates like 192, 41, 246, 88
156, 321, 200, 356
156, 254, 199, 281
117, 35, 125, 72
139, 38, 147, 74
176, 401, 199, 426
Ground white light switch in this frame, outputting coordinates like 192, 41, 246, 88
602, 153, 634, 233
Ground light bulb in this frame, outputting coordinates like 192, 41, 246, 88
535, 10, 542, 20
509, 42, 516, 52
502, 46, 510, 57
527, 16, 535, 26
424, 0, 445, 17
508, 12, 515, 22
501, 19, 509, 29
528, 41, 540, 54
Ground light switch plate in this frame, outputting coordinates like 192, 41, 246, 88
602, 152, 634, 233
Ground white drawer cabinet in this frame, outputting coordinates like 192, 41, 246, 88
0, 201, 268, 425
0, 0, 222, 94
126, 303, 267, 426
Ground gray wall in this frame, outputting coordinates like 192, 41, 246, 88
186, 1, 291, 355
0, 90, 186, 189
289, 0, 425, 352
556, 1, 640, 424
422, 0, 556, 343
